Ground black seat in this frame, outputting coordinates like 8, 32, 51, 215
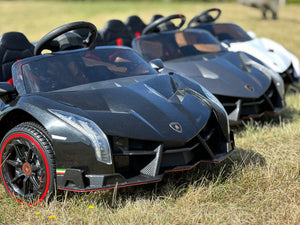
125, 15, 146, 38
0, 32, 34, 82
100, 20, 132, 47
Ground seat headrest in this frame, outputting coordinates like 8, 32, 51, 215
101, 20, 132, 47
0, 32, 34, 82
125, 16, 146, 38
0, 32, 33, 50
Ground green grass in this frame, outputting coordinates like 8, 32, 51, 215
0, 1, 299, 60
0, 1, 299, 224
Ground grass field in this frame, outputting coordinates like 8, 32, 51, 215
0, 0, 300, 59
0, 1, 299, 224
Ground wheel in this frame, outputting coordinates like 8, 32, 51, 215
142, 14, 186, 35
34, 21, 98, 55
0, 122, 55, 205
188, 8, 222, 28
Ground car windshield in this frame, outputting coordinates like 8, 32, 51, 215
132, 30, 225, 61
199, 23, 252, 42
19, 48, 157, 93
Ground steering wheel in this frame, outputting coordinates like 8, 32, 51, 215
34, 21, 98, 55
188, 8, 221, 28
142, 14, 186, 35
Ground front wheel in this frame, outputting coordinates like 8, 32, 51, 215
0, 122, 55, 205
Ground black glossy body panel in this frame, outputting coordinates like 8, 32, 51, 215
0, 46, 234, 191
132, 30, 285, 124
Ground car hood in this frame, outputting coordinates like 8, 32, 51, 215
35, 74, 215, 142
228, 38, 292, 74
163, 51, 271, 98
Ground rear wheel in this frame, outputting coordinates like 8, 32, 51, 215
0, 122, 55, 205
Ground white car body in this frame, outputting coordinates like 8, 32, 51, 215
195, 22, 299, 86
227, 34, 299, 81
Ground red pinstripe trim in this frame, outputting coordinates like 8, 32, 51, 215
0, 134, 50, 206
58, 179, 162, 192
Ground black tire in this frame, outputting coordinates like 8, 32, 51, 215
0, 122, 55, 205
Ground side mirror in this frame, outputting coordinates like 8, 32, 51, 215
247, 31, 256, 39
0, 82, 17, 104
149, 58, 164, 72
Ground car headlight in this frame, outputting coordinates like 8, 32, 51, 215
49, 109, 112, 165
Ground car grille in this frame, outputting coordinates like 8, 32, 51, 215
216, 82, 281, 118
280, 64, 298, 84
110, 112, 231, 179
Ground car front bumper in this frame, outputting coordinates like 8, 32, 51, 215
56, 131, 235, 192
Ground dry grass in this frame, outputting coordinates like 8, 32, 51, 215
0, 1, 299, 225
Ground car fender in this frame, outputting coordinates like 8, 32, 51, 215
228, 39, 291, 74
1, 97, 114, 174
259, 37, 300, 78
